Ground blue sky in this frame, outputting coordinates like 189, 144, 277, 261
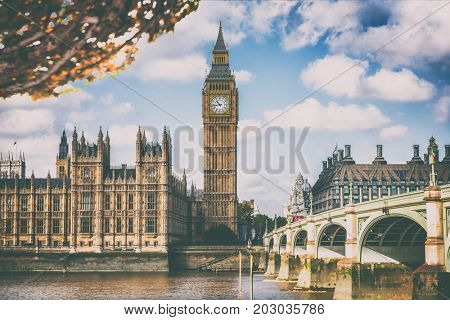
0, 0, 449, 215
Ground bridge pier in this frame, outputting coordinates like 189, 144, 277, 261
265, 252, 281, 276
296, 256, 338, 289
277, 254, 301, 280
334, 261, 414, 299
413, 186, 450, 299
257, 251, 267, 272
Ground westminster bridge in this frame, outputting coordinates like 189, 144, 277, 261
261, 184, 450, 299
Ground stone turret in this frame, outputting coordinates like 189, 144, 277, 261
372, 144, 387, 165
410, 144, 424, 164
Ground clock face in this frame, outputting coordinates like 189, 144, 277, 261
210, 96, 229, 114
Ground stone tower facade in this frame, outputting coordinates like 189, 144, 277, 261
202, 23, 238, 233
0, 152, 25, 179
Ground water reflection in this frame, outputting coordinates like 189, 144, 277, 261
0, 271, 333, 300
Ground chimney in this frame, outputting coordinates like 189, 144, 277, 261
413, 145, 419, 158
444, 145, 450, 162
410, 144, 424, 164
373, 144, 387, 165
338, 149, 344, 162
424, 153, 429, 165
332, 153, 338, 165
322, 161, 328, 171
377, 145, 383, 158
344, 145, 351, 158
327, 157, 333, 168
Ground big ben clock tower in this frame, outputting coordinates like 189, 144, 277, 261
202, 23, 238, 234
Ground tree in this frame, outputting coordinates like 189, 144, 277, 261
0, 0, 199, 99
237, 202, 253, 226
202, 225, 238, 245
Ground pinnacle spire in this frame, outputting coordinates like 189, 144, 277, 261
213, 21, 227, 52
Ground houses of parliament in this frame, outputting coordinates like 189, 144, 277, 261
0, 25, 239, 252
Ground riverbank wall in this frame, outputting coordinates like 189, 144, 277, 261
169, 246, 263, 271
0, 251, 169, 272
0, 246, 262, 272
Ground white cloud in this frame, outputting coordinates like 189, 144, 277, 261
0, 133, 59, 177
251, 1, 297, 35
108, 124, 139, 147
280, 1, 450, 68
67, 109, 95, 125
0, 89, 92, 109
263, 98, 390, 131
112, 102, 135, 115
128, 1, 248, 83
300, 54, 435, 101
282, 0, 360, 51
433, 96, 450, 123
136, 54, 208, 83
379, 125, 409, 141
0, 109, 55, 136
235, 70, 254, 85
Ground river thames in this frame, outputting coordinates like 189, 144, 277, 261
0, 271, 334, 300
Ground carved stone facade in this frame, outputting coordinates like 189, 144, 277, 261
0, 127, 203, 252
202, 23, 238, 233
0, 25, 242, 252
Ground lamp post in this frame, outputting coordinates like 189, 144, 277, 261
238, 250, 242, 292
247, 238, 254, 300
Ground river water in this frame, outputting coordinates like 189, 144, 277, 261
0, 271, 334, 300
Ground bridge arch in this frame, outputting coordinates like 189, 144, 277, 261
317, 222, 346, 258
278, 234, 287, 254
359, 214, 426, 267
292, 229, 307, 256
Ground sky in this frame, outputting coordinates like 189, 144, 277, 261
0, 0, 449, 216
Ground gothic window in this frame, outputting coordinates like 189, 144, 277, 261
104, 193, 110, 210
53, 195, 60, 212
52, 219, 61, 234
80, 217, 92, 234
116, 194, 122, 210
37, 195, 44, 212
400, 181, 406, 194
146, 217, 157, 233
83, 168, 91, 179
371, 179, 378, 200
81, 193, 92, 211
20, 219, 28, 234
127, 218, 133, 233
6, 195, 12, 212
128, 194, 134, 210
381, 180, 388, 197
147, 169, 157, 182
409, 180, 416, 191
103, 217, 110, 233
146, 192, 157, 210
59, 166, 65, 177
391, 181, 398, 196
115, 217, 122, 233
21, 195, 28, 212
5, 219, 12, 234
36, 219, 44, 234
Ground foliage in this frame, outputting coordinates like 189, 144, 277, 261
0, 0, 199, 99
237, 200, 288, 243
202, 224, 238, 245
237, 202, 253, 225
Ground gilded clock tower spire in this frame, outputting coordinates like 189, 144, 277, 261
202, 22, 238, 234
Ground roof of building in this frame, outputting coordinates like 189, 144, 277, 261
312, 162, 449, 194
213, 22, 227, 52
